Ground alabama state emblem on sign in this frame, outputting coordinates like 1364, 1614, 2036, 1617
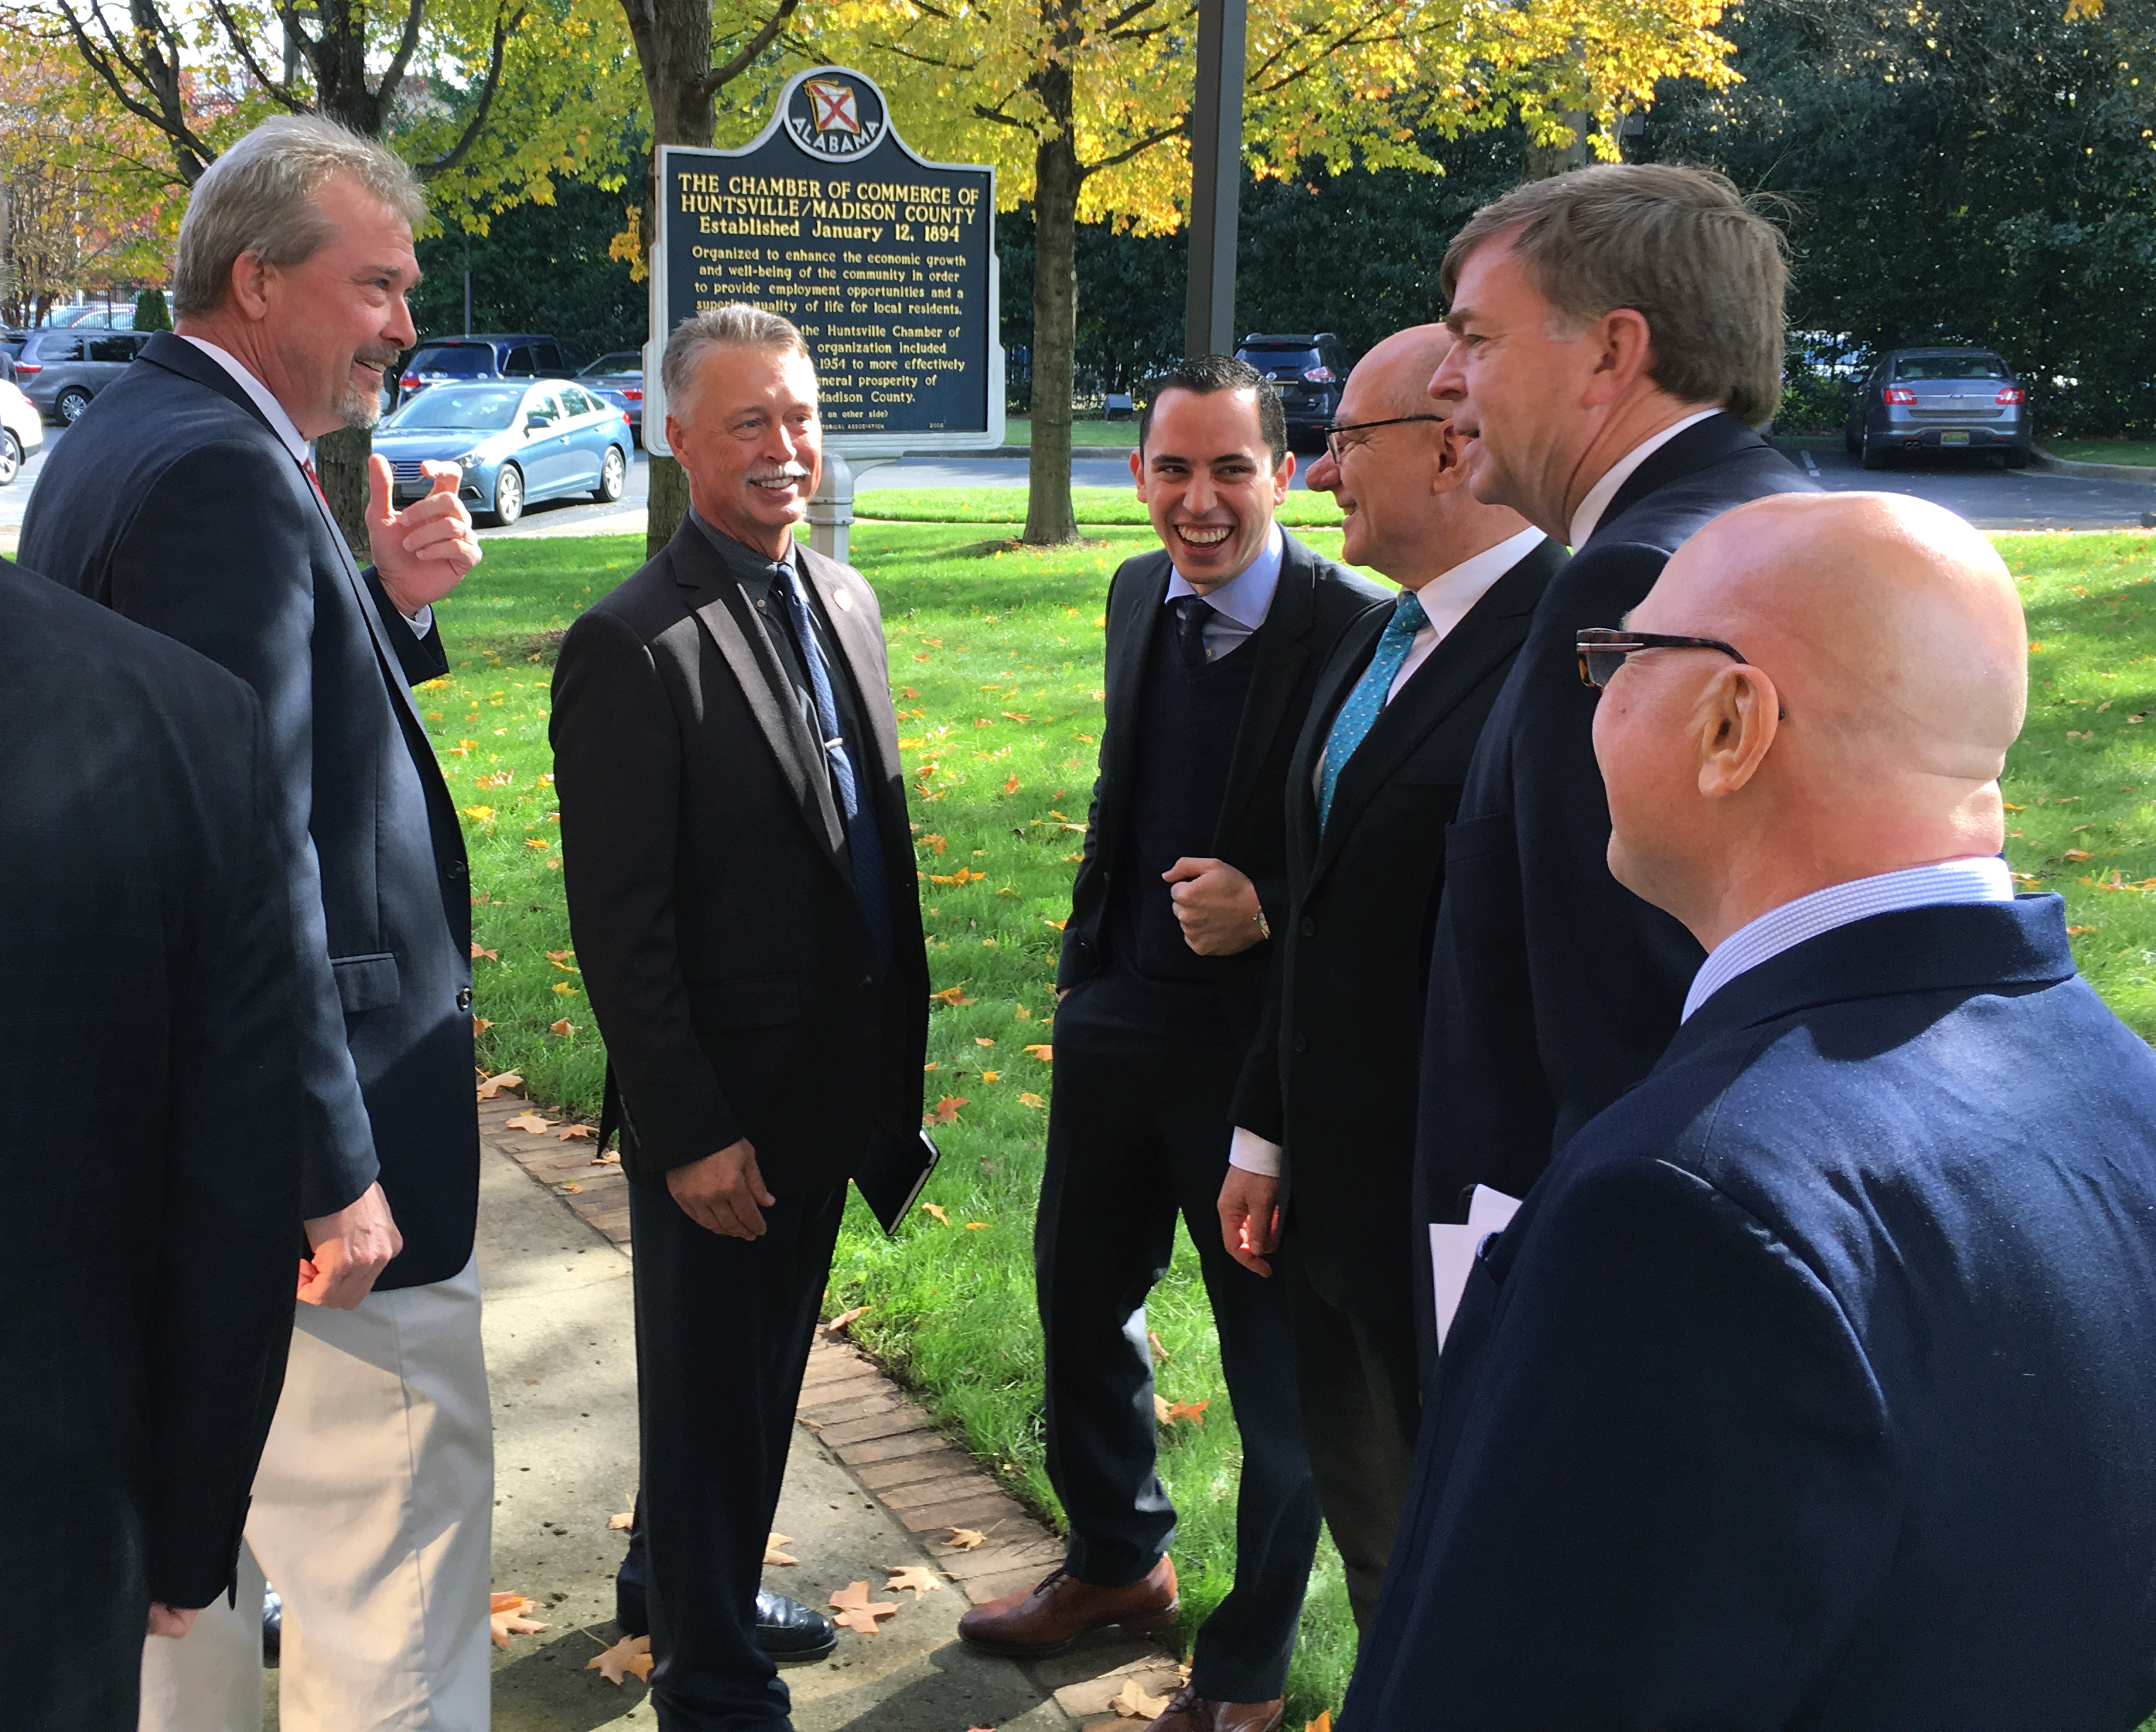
785, 73, 886, 160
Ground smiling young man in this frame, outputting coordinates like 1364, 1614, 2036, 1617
1403, 166, 1816, 1305
956, 356, 1382, 1732
550, 305, 929, 1731
22, 115, 491, 1731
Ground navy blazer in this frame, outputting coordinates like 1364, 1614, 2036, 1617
1056, 531, 1386, 1045
0, 559, 300, 1716
1229, 536, 1563, 1319
1415, 415, 1814, 1240
550, 521, 930, 1189
1347, 896, 2156, 1732
21, 332, 477, 1289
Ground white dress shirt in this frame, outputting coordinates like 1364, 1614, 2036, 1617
1566, 408, 1722, 548
180, 335, 433, 637
1164, 521, 1285, 657
1683, 856, 2015, 1022
1231, 526, 1548, 1180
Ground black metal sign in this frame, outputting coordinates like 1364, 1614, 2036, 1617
653, 67, 999, 446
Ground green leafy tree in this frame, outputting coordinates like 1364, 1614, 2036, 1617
133, 285, 173, 329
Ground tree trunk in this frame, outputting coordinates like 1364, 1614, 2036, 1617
317, 425, 373, 559
1523, 113, 1593, 180
1024, 120, 1082, 545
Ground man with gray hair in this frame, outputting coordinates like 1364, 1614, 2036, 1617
1406, 163, 1815, 1317
21, 115, 489, 1729
552, 304, 930, 1728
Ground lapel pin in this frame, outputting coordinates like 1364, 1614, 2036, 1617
833, 589, 854, 611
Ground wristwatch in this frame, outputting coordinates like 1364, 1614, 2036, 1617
1253, 908, 1272, 941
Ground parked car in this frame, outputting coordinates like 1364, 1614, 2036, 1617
1235, 332, 1350, 453
0, 377, 44, 484
46, 304, 137, 329
394, 333, 584, 408
14, 328, 150, 424
1847, 347, 2031, 469
372, 378, 632, 526
577, 351, 645, 445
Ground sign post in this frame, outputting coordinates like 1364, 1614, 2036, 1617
648, 67, 1004, 561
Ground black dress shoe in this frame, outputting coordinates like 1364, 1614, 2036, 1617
262, 1589, 282, 1668
755, 1591, 837, 1663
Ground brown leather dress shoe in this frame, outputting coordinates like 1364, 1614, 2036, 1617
956, 1556, 1178, 1656
1143, 1685, 1286, 1732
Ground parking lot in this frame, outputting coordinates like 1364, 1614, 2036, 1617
8, 428, 2156, 557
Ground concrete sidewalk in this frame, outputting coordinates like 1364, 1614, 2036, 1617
474, 1114, 1183, 1731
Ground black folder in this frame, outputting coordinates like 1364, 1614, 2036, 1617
853, 1126, 941, 1235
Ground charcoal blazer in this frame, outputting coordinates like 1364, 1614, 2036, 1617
550, 519, 929, 1191
0, 558, 301, 1726
1055, 530, 1386, 1044
1347, 896, 2156, 1732
1415, 414, 1814, 1230
1231, 536, 1564, 1317
20, 330, 476, 1289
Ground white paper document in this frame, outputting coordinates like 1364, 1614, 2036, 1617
1429, 1184, 1523, 1349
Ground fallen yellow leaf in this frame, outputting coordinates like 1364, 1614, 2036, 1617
921, 1201, 950, 1224
765, 1530, 799, 1566
884, 1564, 944, 1600
489, 1592, 547, 1647
475, 1070, 523, 1101
608, 1510, 633, 1531
1018, 1092, 1047, 1109
942, 1527, 987, 1550
586, 1632, 652, 1685
1111, 1680, 1174, 1719
828, 1579, 900, 1634
504, 1110, 555, 1133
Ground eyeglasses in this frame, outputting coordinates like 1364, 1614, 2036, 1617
1318, 414, 1446, 462
1575, 628, 1749, 691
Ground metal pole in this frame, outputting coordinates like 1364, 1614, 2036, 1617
1184, 0, 1246, 359
463, 226, 473, 336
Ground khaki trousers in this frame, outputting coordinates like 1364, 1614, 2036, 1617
140, 1256, 492, 1732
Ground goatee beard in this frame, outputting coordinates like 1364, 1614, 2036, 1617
337, 381, 383, 432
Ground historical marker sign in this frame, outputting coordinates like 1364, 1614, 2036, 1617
649, 67, 1003, 456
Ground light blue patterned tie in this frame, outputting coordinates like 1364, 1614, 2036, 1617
1316, 589, 1429, 831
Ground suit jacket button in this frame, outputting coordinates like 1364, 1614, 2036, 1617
456, 988, 473, 1013
862, 975, 874, 989
1292, 1033, 1308, 1053
446, 858, 468, 880
1299, 916, 1316, 938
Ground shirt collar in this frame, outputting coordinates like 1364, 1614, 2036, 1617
689, 507, 796, 589
1164, 520, 1285, 630
1408, 526, 1546, 640
1567, 408, 1722, 549
1682, 855, 2015, 1022
179, 335, 311, 466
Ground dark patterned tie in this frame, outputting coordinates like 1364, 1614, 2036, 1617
1170, 593, 1215, 669
776, 561, 894, 970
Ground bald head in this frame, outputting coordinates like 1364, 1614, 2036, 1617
1306, 322, 1532, 584
1592, 492, 2026, 949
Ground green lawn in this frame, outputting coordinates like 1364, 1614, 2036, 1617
996, 413, 1144, 449
855, 484, 1345, 530
433, 513, 2156, 1726
2046, 439, 2156, 467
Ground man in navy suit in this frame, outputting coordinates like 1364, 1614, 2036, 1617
1413, 165, 1815, 1279
22, 116, 490, 1728
1345, 491, 2156, 1731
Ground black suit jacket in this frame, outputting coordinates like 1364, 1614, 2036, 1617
550, 521, 929, 1191
1056, 531, 1387, 1043
21, 333, 478, 1289
1231, 536, 1563, 1318
0, 559, 301, 1722
1414, 415, 1814, 1234
1348, 898, 2156, 1732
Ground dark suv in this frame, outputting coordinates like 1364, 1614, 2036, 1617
15, 328, 151, 423
1847, 347, 2032, 469
395, 334, 583, 407
1235, 333, 1350, 454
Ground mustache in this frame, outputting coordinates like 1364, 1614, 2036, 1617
750, 464, 813, 484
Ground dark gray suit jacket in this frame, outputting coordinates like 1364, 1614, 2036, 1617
550, 519, 930, 1189
0, 558, 301, 1728
21, 331, 477, 1288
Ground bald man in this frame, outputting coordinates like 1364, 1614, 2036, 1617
1343, 492, 2156, 1731
1212, 325, 1559, 1632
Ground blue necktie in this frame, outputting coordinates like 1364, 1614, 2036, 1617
1316, 589, 1429, 831
777, 561, 894, 970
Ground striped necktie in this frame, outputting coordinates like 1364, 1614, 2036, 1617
1316, 589, 1429, 831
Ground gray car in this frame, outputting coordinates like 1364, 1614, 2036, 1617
14, 328, 150, 425
1846, 347, 2031, 469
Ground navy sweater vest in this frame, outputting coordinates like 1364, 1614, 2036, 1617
1092, 605, 1258, 1044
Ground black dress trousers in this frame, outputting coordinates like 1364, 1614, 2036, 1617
629, 1175, 847, 1731
1036, 990, 1322, 1704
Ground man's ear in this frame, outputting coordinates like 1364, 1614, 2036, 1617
1582, 307, 1659, 409
1128, 447, 1144, 492
1697, 665, 1780, 799
227, 248, 273, 321
1430, 420, 1473, 493
1272, 449, 1295, 501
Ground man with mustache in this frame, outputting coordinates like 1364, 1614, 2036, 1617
22, 116, 489, 1728
956, 355, 1381, 1732
551, 304, 929, 1729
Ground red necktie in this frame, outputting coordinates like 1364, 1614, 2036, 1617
302, 458, 329, 507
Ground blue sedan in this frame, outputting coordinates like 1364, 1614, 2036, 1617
373, 379, 632, 526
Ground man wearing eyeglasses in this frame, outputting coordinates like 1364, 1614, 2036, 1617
1346, 489, 2156, 1732
1210, 323, 1560, 1633
1408, 164, 1814, 1307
